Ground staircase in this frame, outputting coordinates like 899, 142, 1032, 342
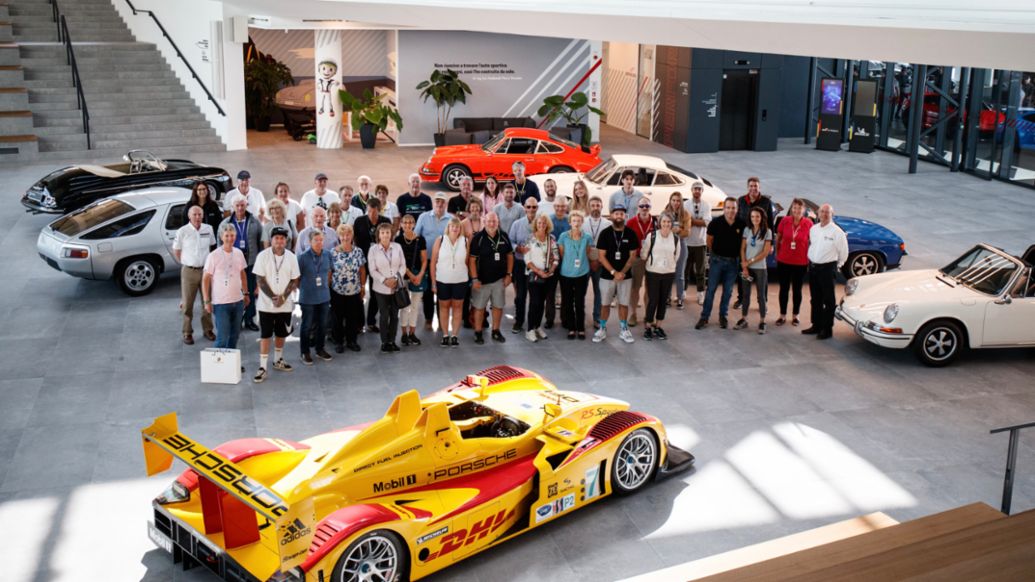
0, 3, 38, 155
4, 0, 225, 161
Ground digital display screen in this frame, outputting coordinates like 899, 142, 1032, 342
854, 80, 877, 117
821, 79, 844, 115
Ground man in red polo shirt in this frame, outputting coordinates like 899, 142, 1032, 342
626, 198, 657, 326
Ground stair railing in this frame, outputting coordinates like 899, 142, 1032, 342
990, 420, 1035, 514
121, 0, 226, 117
48, 0, 91, 149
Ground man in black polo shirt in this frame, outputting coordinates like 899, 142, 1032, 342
593, 204, 640, 344
397, 173, 432, 221
467, 212, 514, 344
696, 197, 744, 330
353, 197, 392, 332
448, 176, 475, 219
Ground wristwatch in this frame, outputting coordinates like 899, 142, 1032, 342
610, 269, 616, 276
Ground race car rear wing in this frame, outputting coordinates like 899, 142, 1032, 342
142, 413, 315, 575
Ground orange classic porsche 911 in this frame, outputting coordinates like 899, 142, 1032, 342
419, 127, 602, 191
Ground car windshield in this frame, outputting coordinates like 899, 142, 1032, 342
481, 133, 507, 152
940, 246, 1020, 295
49, 199, 135, 236
585, 159, 617, 184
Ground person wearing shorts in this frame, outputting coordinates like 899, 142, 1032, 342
468, 212, 513, 344
251, 227, 299, 382
430, 217, 468, 346
593, 204, 639, 343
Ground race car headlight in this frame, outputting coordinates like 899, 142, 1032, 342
883, 303, 899, 324
269, 567, 305, 582
845, 279, 859, 296
157, 480, 190, 504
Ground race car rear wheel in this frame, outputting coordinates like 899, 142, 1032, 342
442, 164, 471, 192
611, 428, 658, 495
331, 529, 408, 582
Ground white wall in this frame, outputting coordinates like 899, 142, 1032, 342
602, 42, 638, 134
248, 28, 391, 79
111, 0, 247, 150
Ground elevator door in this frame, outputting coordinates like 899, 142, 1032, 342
719, 70, 758, 150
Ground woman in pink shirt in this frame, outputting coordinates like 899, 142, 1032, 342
202, 224, 250, 349
481, 176, 501, 216
774, 198, 813, 326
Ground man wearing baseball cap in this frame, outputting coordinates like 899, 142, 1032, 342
592, 203, 639, 343
224, 170, 268, 223
300, 172, 341, 221
251, 226, 300, 382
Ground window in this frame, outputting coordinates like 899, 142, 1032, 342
504, 138, 536, 155
653, 172, 683, 186
165, 204, 186, 231
537, 140, 564, 154
50, 199, 135, 236
609, 167, 656, 187
585, 159, 616, 184
81, 210, 156, 240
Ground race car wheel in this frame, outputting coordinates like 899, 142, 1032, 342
611, 428, 658, 495
548, 166, 574, 173
116, 256, 159, 296
442, 165, 471, 192
913, 320, 965, 367
843, 252, 884, 279
331, 529, 408, 582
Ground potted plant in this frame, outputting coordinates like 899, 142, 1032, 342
415, 68, 472, 146
339, 88, 404, 149
244, 55, 294, 132
537, 91, 604, 146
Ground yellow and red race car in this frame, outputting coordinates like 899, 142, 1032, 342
141, 366, 694, 582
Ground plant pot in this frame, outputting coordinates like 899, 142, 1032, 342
433, 133, 446, 147
359, 123, 377, 149
254, 116, 271, 132
566, 124, 583, 146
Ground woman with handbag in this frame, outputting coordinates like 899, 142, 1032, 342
395, 214, 428, 346
430, 218, 468, 347
367, 223, 407, 352
330, 224, 366, 353
525, 213, 560, 343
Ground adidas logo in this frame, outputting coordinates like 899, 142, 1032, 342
280, 518, 311, 545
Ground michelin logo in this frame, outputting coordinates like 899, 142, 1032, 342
417, 526, 449, 545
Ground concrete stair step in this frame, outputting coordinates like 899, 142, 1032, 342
9, 142, 225, 161
31, 88, 191, 102
0, 109, 33, 132
91, 120, 216, 132
0, 64, 24, 83
29, 98, 197, 112
0, 133, 39, 155
15, 31, 135, 42
0, 87, 29, 107
92, 126, 219, 139
38, 135, 89, 151
24, 68, 174, 80
90, 135, 225, 150
32, 123, 84, 136
0, 44, 18, 66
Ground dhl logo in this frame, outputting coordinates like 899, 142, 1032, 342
423, 508, 515, 561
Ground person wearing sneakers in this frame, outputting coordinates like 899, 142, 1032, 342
775, 198, 813, 327
641, 213, 679, 340
173, 205, 215, 345
626, 197, 657, 327
582, 196, 612, 328
684, 182, 711, 306
468, 212, 513, 344
251, 227, 300, 382
663, 191, 692, 310
430, 218, 468, 347
696, 198, 744, 331
507, 194, 538, 334
297, 230, 334, 365
593, 204, 639, 344
524, 213, 559, 343
735, 207, 773, 334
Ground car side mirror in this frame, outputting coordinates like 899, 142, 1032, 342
995, 295, 1012, 305
542, 403, 562, 424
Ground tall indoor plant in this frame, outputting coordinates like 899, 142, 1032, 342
415, 68, 472, 146
244, 55, 294, 132
339, 88, 404, 149
537, 91, 604, 146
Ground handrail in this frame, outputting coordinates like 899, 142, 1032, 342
48, 0, 90, 149
990, 421, 1035, 514
121, 0, 225, 117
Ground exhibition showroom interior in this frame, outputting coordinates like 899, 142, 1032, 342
2, 0, 1035, 580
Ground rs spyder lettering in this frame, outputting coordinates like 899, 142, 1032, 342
161, 434, 288, 517
433, 449, 517, 480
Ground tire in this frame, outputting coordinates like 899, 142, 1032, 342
548, 166, 574, 174
330, 529, 408, 582
610, 428, 659, 496
913, 320, 965, 367
442, 165, 471, 192
115, 257, 160, 296
843, 252, 884, 279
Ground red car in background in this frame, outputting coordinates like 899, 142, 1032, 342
902, 92, 1005, 135
420, 127, 602, 191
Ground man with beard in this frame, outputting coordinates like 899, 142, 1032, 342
593, 204, 639, 344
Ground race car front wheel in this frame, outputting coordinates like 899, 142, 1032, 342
611, 428, 658, 495
331, 529, 409, 582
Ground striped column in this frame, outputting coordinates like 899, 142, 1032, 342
315, 29, 343, 149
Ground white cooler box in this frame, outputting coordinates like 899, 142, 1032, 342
200, 348, 241, 384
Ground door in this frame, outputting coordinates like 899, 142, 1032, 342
982, 271, 1035, 346
719, 70, 758, 150
648, 170, 686, 209
163, 204, 187, 256
490, 138, 538, 179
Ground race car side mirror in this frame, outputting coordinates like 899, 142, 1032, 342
542, 403, 562, 423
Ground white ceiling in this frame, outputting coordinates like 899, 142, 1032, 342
229, 0, 1035, 71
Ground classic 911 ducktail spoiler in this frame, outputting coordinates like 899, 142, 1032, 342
141, 413, 315, 577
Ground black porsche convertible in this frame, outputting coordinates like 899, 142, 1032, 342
21, 150, 233, 214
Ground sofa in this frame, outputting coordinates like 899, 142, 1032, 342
443, 116, 536, 145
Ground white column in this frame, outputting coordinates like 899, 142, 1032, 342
587, 40, 603, 143
315, 29, 343, 149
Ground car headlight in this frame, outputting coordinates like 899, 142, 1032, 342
883, 303, 899, 324
845, 279, 859, 296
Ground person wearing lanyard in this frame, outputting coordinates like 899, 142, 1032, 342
354, 198, 392, 333
511, 161, 540, 204
251, 227, 300, 383
395, 215, 427, 347
804, 203, 849, 340
626, 198, 657, 327
468, 212, 514, 344
593, 204, 639, 343
493, 183, 523, 234
736, 207, 773, 334
202, 224, 249, 357
683, 182, 712, 306
582, 196, 612, 329
607, 169, 645, 214
558, 211, 591, 339
696, 198, 744, 330
173, 205, 215, 345
297, 230, 334, 365
416, 192, 455, 329
641, 213, 680, 340
524, 214, 559, 343
775, 198, 813, 327
430, 218, 468, 347
219, 194, 263, 332
507, 197, 539, 334
663, 191, 692, 310
368, 223, 408, 352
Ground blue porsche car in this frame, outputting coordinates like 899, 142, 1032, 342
993, 108, 1035, 152
767, 198, 907, 279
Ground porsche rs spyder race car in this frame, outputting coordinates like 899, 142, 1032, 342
141, 366, 695, 582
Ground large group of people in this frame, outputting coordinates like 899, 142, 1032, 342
172, 166, 850, 383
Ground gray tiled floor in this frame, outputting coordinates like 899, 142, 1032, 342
0, 125, 1033, 582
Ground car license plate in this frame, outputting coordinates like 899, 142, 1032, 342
148, 522, 173, 554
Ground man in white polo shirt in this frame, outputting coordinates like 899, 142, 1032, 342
804, 203, 849, 340
172, 205, 215, 344
224, 170, 267, 223
300, 172, 341, 220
